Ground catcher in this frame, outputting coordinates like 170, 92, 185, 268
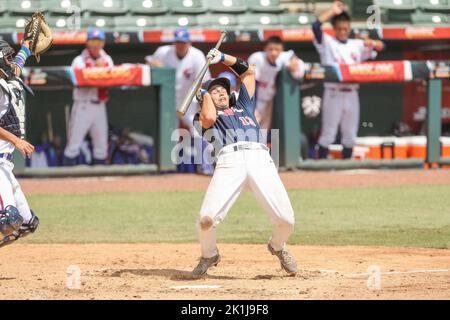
0, 12, 52, 247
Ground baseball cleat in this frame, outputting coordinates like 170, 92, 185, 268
267, 244, 298, 275
191, 254, 221, 278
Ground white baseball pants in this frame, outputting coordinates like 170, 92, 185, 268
197, 142, 296, 258
64, 100, 108, 160
318, 88, 360, 148
0, 159, 32, 223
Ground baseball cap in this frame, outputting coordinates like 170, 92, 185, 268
87, 27, 106, 41
173, 27, 190, 43
205, 77, 231, 95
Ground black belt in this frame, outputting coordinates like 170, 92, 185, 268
0, 153, 13, 162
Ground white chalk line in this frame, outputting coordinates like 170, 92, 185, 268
170, 285, 221, 290
345, 269, 449, 278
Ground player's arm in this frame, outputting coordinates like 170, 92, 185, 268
198, 92, 216, 129
207, 49, 256, 98
363, 38, 384, 52
0, 127, 34, 158
312, 1, 345, 43
10, 40, 32, 77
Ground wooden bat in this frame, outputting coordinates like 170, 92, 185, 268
176, 30, 227, 117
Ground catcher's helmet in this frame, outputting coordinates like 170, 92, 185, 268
0, 40, 15, 78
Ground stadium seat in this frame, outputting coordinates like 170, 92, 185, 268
351, 0, 375, 19
197, 14, 238, 29
246, 0, 284, 13
237, 14, 280, 29
43, 0, 81, 16
411, 11, 450, 24
169, 0, 207, 14
80, 0, 128, 16
114, 15, 156, 30
127, 0, 169, 15
81, 15, 115, 30
0, 16, 25, 30
5, 0, 43, 15
415, 0, 450, 13
207, 0, 247, 13
280, 12, 316, 27
155, 15, 198, 27
374, 0, 417, 23
46, 16, 72, 30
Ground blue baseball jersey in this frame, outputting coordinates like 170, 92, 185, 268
194, 83, 262, 148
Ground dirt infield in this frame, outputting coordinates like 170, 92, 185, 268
5, 170, 449, 300
1, 244, 449, 300
19, 169, 450, 195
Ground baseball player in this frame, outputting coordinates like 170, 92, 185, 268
312, 1, 383, 159
146, 28, 212, 174
248, 36, 305, 130
63, 27, 114, 166
191, 48, 297, 278
0, 40, 40, 248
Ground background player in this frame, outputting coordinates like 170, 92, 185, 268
0, 40, 40, 247
312, 1, 384, 159
63, 27, 114, 166
191, 48, 297, 278
248, 36, 305, 130
146, 28, 212, 174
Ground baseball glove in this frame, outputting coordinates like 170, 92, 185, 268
23, 11, 53, 63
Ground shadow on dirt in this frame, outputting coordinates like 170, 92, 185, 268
100, 268, 240, 281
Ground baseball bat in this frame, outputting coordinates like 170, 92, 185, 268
176, 30, 227, 117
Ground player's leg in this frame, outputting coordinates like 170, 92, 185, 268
192, 152, 248, 277
197, 152, 248, 258
340, 91, 360, 159
89, 102, 109, 164
246, 149, 297, 274
318, 89, 343, 158
0, 163, 31, 248
63, 101, 94, 165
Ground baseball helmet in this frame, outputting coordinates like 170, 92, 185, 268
0, 40, 15, 78
204, 77, 237, 107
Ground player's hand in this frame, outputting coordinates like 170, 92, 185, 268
196, 88, 207, 103
14, 138, 34, 159
364, 39, 375, 48
287, 57, 300, 73
95, 57, 108, 67
207, 48, 224, 65
332, 1, 344, 15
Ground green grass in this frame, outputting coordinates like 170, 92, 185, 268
23, 185, 450, 248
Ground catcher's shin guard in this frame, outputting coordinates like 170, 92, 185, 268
0, 209, 39, 248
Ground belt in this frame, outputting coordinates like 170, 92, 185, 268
91, 100, 101, 104
0, 153, 13, 162
329, 87, 355, 92
219, 142, 268, 156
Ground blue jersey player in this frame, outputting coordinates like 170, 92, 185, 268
191, 48, 298, 278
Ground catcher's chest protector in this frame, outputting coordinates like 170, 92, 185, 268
0, 78, 26, 138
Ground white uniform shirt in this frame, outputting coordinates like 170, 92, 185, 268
0, 87, 14, 154
248, 50, 305, 103
145, 45, 210, 108
71, 50, 114, 102
313, 33, 377, 89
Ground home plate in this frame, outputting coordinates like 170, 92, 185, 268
171, 285, 221, 290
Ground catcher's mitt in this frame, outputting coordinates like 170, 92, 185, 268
23, 11, 53, 63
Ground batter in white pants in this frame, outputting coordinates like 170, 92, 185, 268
64, 100, 108, 160
318, 86, 360, 149
197, 141, 295, 258
0, 159, 32, 223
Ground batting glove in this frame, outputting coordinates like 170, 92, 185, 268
196, 88, 207, 103
207, 48, 224, 65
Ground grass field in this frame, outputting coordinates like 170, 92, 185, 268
25, 184, 450, 248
